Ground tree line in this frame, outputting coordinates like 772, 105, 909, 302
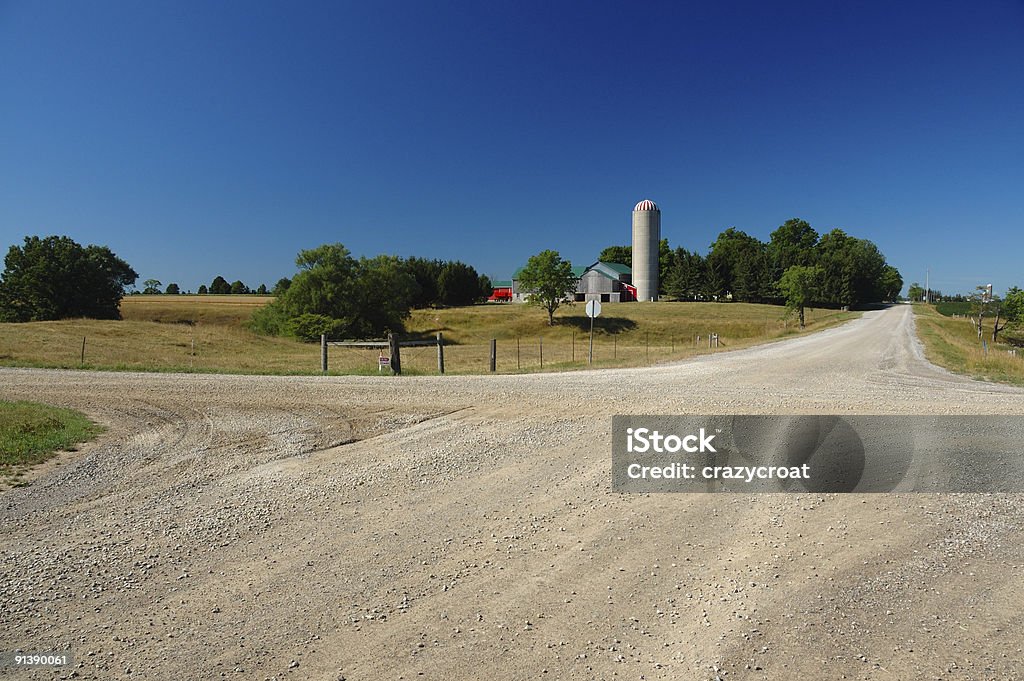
250, 245, 492, 340
136, 277, 269, 295
595, 218, 903, 325
0, 235, 491, 334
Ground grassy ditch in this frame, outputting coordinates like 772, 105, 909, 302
0, 400, 103, 486
913, 304, 1024, 386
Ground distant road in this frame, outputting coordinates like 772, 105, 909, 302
2, 304, 1023, 679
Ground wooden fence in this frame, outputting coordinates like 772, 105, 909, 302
319, 332, 728, 375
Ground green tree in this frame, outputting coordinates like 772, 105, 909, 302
685, 251, 707, 300
517, 250, 578, 325
271, 277, 291, 295
814, 229, 888, 307
1003, 287, 1024, 323
256, 283, 268, 295
0, 235, 137, 321
142, 279, 163, 294
664, 248, 688, 300
278, 243, 359, 321
252, 243, 417, 340
229, 280, 249, 294
702, 252, 727, 300
907, 282, 925, 302
197, 284, 209, 295
733, 247, 773, 303
768, 218, 819, 278
210, 276, 231, 294
993, 286, 1023, 342
477, 274, 493, 302
286, 313, 347, 342
348, 254, 418, 337
778, 265, 822, 328
658, 238, 672, 296
708, 228, 763, 301
665, 248, 707, 301
878, 265, 903, 303
165, 283, 180, 295
438, 261, 483, 306
403, 257, 443, 308
598, 245, 631, 266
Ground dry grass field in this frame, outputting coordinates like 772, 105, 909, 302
120, 294, 274, 325
403, 300, 857, 373
0, 295, 858, 375
913, 303, 1024, 385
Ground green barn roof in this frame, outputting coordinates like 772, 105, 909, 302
603, 262, 631, 274
511, 261, 628, 281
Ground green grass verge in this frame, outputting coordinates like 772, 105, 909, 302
0, 400, 103, 485
912, 304, 1024, 386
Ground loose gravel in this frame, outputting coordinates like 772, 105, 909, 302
2, 305, 1023, 680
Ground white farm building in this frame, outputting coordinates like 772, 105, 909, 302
510, 261, 637, 304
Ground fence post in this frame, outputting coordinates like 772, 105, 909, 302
489, 338, 496, 372
517, 336, 521, 370
588, 314, 594, 365
321, 334, 327, 373
437, 332, 444, 375
539, 337, 543, 368
388, 333, 402, 375
572, 331, 575, 362
646, 332, 649, 363
81, 336, 86, 364
613, 335, 617, 359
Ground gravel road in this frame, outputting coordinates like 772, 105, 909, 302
2, 304, 1023, 680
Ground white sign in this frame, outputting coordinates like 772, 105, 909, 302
585, 300, 602, 318
379, 356, 390, 366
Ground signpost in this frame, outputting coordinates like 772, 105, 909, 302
585, 300, 601, 365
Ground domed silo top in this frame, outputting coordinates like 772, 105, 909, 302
634, 199, 659, 212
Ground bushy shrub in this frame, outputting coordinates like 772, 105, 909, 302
248, 300, 289, 336
287, 313, 347, 342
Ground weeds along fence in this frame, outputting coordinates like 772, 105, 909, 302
19, 325, 728, 375
322, 331, 728, 375
9, 307, 870, 375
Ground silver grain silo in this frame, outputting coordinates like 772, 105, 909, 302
631, 199, 660, 302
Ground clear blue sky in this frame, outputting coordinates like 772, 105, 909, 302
1, 0, 1021, 295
